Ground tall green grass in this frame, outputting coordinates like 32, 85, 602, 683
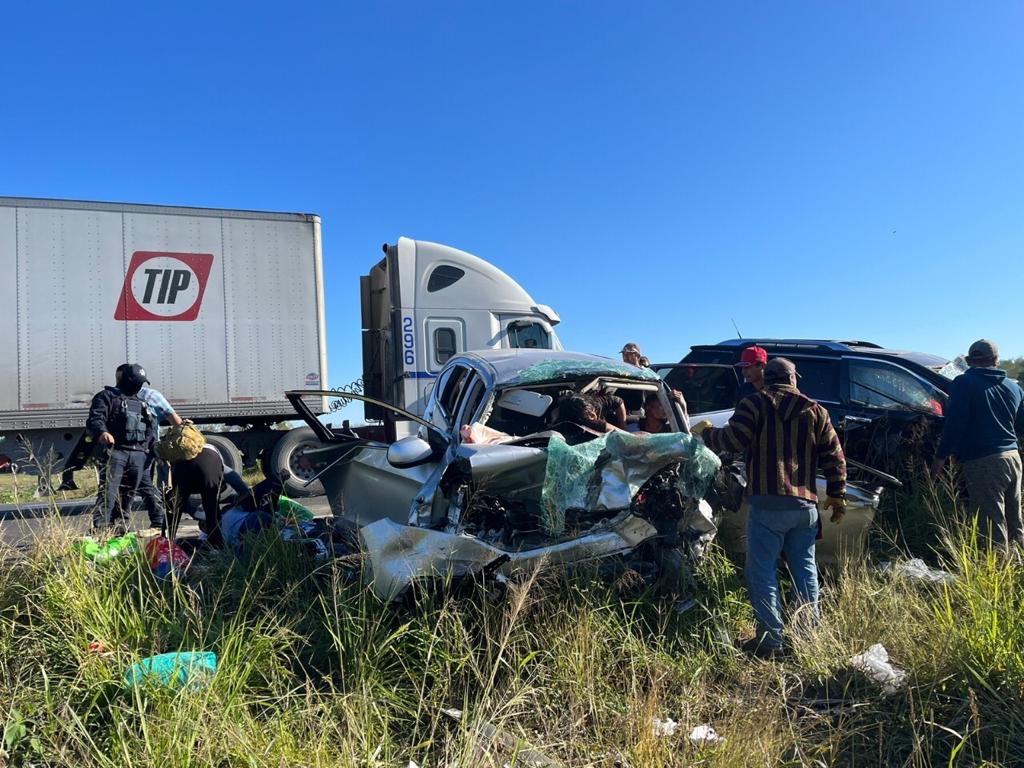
1, 482, 1022, 767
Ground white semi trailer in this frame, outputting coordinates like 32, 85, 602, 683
0, 198, 562, 497
0, 196, 328, 496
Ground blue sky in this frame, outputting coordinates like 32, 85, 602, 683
3, 2, 1022, 396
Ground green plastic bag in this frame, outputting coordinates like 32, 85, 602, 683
276, 496, 314, 523
74, 533, 139, 564
124, 651, 217, 689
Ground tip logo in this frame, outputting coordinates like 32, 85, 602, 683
114, 252, 214, 321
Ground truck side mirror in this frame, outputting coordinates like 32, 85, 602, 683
387, 436, 437, 468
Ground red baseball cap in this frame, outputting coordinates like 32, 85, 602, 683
736, 345, 768, 368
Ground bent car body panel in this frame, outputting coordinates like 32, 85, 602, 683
714, 477, 879, 566
360, 513, 659, 601
310, 443, 438, 526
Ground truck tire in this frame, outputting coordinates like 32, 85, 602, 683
203, 434, 245, 476
269, 427, 324, 498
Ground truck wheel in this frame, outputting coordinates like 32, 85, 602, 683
203, 434, 245, 475
270, 427, 324, 498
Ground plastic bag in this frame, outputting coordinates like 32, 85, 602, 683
878, 558, 955, 585
124, 651, 216, 689
276, 495, 314, 523
144, 536, 189, 579
74, 533, 139, 564
849, 643, 907, 694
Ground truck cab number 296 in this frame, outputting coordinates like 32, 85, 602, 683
403, 316, 415, 365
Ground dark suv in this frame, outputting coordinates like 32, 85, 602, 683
656, 339, 966, 468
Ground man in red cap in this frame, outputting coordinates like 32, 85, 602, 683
736, 345, 768, 401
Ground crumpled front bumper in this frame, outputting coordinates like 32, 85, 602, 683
359, 513, 660, 601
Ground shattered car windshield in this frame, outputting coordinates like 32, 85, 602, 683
506, 360, 660, 386
936, 357, 968, 380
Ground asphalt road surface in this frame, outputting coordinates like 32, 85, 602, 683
0, 495, 332, 549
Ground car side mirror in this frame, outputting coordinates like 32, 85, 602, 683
386, 436, 437, 468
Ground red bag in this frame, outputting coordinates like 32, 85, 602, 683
145, 536, 188, 578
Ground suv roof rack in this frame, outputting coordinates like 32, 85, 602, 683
711, 338, 883, 351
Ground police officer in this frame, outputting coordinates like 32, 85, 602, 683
114, 363, 182, 533
86, 364, 157, 534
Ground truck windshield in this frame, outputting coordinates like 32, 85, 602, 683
508, 321, 552, 350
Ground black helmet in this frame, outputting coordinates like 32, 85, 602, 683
116, 363, 149, 395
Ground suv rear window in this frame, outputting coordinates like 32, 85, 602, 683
682, 349, 736, 365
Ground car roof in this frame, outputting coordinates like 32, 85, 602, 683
454, 348, 661, 384
695, 339, 950, 370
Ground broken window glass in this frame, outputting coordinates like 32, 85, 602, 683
937, 356, 968, 381
539, 431, 721, 536
849, 360, 945, 415
508, 360, 661, 386
438, 365, 471, 424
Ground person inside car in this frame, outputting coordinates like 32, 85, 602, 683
627, 391, 689, 433
559, 395, 625, 434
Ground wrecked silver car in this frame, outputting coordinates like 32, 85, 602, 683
287, 350, 721, 600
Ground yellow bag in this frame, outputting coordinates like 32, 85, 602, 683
155, 423, 206, 462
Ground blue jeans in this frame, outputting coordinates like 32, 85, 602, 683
745, 497, 820, 649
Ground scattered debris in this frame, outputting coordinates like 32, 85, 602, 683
441, 708, 563, 767
651, 717, 679, 737
144, 536, 189, 579
124, 651, 217, 689
849, 644, 908, 694
787, 697, 866, 719
675, 597, 699, 615
73, 533, 139, 564
688, 724, 724, 745
878, 558, 955, 585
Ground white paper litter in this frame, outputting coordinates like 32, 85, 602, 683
688, 724, 724, 745
651, 717, 679, 737
849, 643, 908, 694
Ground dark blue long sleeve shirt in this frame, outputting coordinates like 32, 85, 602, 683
936, 367, 1024, 461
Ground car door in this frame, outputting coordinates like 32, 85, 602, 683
285, 389, 452, 526
841, 357, 947, 466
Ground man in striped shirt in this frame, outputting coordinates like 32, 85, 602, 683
700, 357, 847, 656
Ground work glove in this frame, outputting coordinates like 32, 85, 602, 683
691, 419, 713, 437
823, 496, 847, 523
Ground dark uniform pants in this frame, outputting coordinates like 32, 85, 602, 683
136, 453, 166, 528
92, 448, 147, 530
169, 449, 225, 545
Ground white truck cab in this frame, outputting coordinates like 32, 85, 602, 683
360, 237, 561, 423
